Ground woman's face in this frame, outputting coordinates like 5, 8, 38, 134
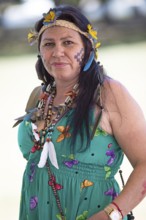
40, 26, 85, 83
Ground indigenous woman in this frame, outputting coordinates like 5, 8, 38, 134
16, 5, 146, 220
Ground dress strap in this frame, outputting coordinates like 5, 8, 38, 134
90, 106, 103, 140
91, 83, 103, 140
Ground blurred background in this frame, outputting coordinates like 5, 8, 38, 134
0, 0, 146, 219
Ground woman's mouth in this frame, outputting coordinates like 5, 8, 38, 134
51, 62, 68, 68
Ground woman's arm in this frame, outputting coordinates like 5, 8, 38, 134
107, 79, 146, 216
88, 78, 146, 220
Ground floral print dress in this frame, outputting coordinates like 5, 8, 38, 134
18, 109, 127, 220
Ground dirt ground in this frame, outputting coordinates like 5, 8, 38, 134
0, 41, 146, 219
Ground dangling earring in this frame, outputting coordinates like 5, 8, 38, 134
83, 50, 94, 72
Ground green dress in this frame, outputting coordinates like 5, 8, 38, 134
18, 109, 127, 220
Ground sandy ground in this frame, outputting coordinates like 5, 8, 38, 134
0, 41, 146, 220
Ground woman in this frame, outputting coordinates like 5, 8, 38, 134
16, 5, 146, 220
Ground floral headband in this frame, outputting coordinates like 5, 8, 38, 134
28, 9, 101, 71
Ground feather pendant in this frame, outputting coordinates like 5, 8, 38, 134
83, 50, 94, 71
38, 141, 59, 169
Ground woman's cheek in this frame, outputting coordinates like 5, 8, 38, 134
74, 48, 84, 66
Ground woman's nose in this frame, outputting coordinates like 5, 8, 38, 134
52, 44, 64, 57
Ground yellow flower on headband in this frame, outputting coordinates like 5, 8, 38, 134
95, 42, 101, 49
95, 42, 101, 59
28, 31, 34, 41
27, 30, 38, 45
43, 11, 56, 24
87, 24, 98, 40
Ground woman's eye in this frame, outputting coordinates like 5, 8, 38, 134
44, 42, 55, 47
64, 41, 73, 45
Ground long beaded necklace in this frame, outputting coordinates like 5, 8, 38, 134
31, 82, 78, 220
32, 82, 78, 150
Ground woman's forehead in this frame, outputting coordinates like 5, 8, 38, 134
41, 26, 82, 40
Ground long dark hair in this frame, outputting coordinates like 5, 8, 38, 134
35, 5, 105, 150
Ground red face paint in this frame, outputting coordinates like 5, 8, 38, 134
141, 181, 146, 196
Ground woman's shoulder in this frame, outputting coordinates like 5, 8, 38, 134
101, 77, 145, 126
102, 77, 145, 131
102, 77, 137, 110
103, 77, 127, 95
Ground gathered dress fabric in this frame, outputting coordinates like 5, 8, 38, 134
18, 108, 127, 220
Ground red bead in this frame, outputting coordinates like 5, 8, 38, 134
46, 138, 51, 142
31, 145, 37, 153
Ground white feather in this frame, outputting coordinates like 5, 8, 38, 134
38, 141, 59, 169
48, 141, 59, 169
31, 123, 40, 141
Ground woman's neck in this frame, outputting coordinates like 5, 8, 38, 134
53, 80, 78, 106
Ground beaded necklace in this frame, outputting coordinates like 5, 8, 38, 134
31, 82, 78, 169
31, 82, 78, 220
31, 82, 78, 141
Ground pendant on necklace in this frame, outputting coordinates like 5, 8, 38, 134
38, 140, 59, 169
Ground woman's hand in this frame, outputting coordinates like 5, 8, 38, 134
87, 210, 109, 220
